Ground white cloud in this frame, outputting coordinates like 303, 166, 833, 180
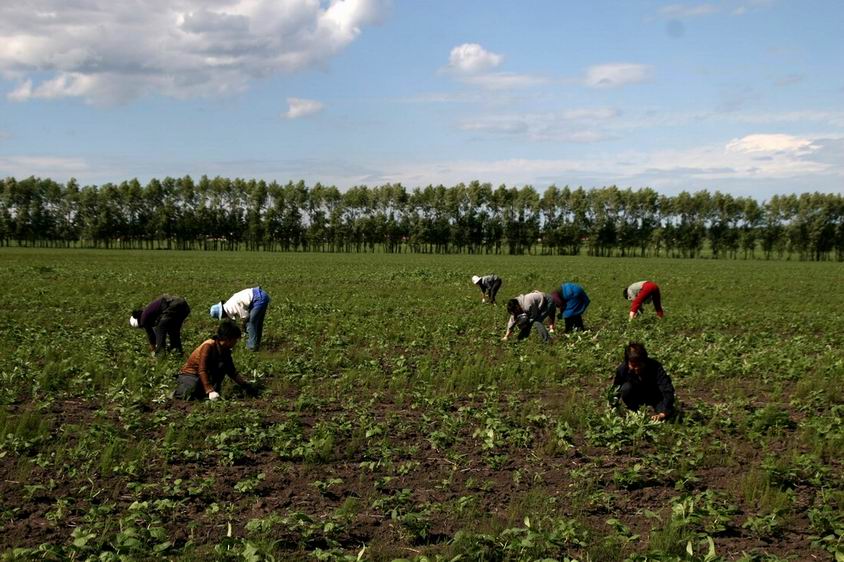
584, 63, 652, 89
376, 133, 842, 192
0, 0, 389, 104
284, 97, 324, 119
0, 155, 91, 177
726, 133, 815, 153
461, 72, 548, 90
659, 3, 719, 18
443, 43, 543, 91
459, 108, 619, 142
447, 43, 502, 74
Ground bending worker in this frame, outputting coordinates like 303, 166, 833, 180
210, 286, 271, 351
549, 282, 590, 333
502, 290, 555, 342
472, 274, 503, 304
129, 294, 190, 356
173, 320, 257, 401
624, 280, 664, 320
613, 342, 675, 421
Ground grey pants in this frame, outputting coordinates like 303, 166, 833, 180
173, 374, 212, 400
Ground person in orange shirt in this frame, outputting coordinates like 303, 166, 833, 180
172, 320, 258, 401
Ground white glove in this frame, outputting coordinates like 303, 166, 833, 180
208, 391, 220, 401
548, 326, 556, 334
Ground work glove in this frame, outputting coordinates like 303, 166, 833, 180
208, 391, 221, 401
243, 383, 260, 397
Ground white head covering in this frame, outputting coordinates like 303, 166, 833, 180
472, 275, 481, 284
129, 316, 139, 328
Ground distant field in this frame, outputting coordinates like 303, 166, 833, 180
0, 249, 842, 561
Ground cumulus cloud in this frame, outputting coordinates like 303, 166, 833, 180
726, 133, 816, 153
0, 0, 389, 104
284, 97, 324, 119
443, 43, 542, 90
583, 63, 652, 89
447, 43, 502, 74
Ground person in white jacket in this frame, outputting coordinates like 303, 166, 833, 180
209, 286, 271, 351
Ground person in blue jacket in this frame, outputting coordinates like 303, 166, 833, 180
549, 282, 590, 333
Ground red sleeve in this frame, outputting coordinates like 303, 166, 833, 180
630, 283, 654, 314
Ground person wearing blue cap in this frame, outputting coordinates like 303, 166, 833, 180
549, 282, 590, 333
210, 287, 271, 351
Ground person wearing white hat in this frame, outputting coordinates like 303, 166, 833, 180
209, 286, 271, 351
471, 274, 502, 304
129, 294, 191, 356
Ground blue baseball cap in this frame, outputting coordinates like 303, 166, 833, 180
209, 302, 223, 319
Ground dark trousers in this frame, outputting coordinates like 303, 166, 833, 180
619, 382, 669, 414
173, 374, 203, 400
173, 373, 219, 400
517, 301, 555, 342
564, 315, 585, 333
155, 300, 190, 355
487, 278, 503, 304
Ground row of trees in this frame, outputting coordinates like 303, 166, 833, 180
2, 176, 843, 260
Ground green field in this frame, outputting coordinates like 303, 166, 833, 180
0, 249, 842, 561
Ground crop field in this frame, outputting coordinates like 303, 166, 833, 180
0, 248, 842, 561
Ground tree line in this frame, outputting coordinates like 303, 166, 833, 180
1, 176, 843, 260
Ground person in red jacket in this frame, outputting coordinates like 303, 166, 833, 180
623, 280, 664, 320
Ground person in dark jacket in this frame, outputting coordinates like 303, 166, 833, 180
472, 274, 503, 304
173, 320, 257, 401
130, 294, 191, 356
549, 282, 590, 333
613, 342, 675, 421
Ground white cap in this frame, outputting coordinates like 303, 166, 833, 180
472, 275, 481, 284
129, 316, 139, 328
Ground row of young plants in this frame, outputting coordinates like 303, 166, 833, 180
0, 249, 841, 560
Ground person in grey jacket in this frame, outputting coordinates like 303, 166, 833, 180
472, 274, 503, 304
502, 290, 556, 342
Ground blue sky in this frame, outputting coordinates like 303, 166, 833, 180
0, 0, 842, 198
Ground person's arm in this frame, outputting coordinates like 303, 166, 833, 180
652, 361, 675, 420
225, 352, 256, 395
611, 364, 625, 406
144, 327, 157, 351
502, 315, 516, 340
546, 298, 557, 332
228, 358, 248, 386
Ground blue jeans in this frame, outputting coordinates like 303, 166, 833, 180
246, 289, 270, 351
